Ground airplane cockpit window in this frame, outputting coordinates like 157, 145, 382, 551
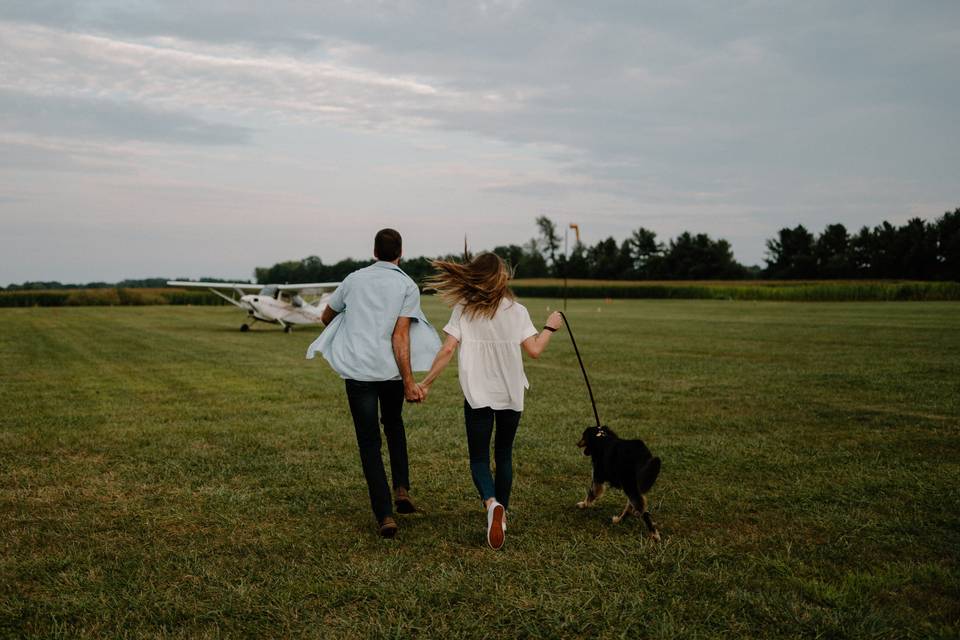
258, 286, 278, 298
292, 294, 305, 308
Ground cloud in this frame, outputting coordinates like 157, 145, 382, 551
0, 139, 130, 174
0, 1, 958, 281
0, 22, 488, 134
3, 7, 956, 188
0, 89, 252, 146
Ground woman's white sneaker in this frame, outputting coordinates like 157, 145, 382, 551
487, 501, 505, 549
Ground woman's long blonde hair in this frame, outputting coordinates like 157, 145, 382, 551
426, 252, 514, 319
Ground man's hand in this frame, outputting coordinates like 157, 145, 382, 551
404, 381, 423, 403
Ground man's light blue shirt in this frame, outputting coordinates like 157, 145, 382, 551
306, 261, 441, 381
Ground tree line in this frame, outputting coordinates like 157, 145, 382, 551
3, 277, 249, 292
765, 212, 959, 280
5, 206, 958, 290
254, 207, 959, 283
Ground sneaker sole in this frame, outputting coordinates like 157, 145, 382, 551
488, 504, 505, 549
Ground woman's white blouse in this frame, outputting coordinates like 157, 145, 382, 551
443, 298, 538, 412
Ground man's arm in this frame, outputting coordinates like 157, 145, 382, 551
320, 305, 339, 326
392, 317, 422, 402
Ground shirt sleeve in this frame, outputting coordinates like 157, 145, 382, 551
327, 276, 348, 313
518, 305, 538, 342
443, 303, 464, 341
399, 280, 421, 319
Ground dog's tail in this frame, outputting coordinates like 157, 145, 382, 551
637, 456, 661, 494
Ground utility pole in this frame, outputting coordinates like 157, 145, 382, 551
565, 223, 580, 311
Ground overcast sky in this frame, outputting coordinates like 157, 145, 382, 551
1, 1, 957, 284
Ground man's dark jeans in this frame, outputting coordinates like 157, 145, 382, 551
344, 379, 409, 522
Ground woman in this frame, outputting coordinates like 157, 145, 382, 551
418, 253, 562, 549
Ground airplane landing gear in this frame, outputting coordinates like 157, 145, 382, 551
284, 325, 293, 333
240, 324, 250, 332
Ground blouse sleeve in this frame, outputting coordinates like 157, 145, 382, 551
443, 303, 464, 340
518, 305, 538, 342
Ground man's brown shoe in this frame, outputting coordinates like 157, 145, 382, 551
394, 488, 417, 514
378, 516, 398, 538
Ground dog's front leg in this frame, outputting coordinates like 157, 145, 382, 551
577, 482, 605, 508
611, 500, 635, 524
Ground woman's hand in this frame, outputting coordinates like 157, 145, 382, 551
545, 311, 563, 331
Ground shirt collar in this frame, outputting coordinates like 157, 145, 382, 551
373, 260, 404, 273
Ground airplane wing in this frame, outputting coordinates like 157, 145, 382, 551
276, 282, 341, 294
166, 280, 262, 308
166, 281, 262, 290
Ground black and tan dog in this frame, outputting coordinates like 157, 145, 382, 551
576, 425, 661, 540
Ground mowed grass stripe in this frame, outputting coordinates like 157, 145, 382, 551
2, 299, 959, 638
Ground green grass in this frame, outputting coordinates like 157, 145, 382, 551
2, 299, 959, 638
510, 279, 960, 301
5, 280, 960, 308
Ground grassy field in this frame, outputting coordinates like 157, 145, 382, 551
511, 278, 932, 287
4, 279, 960, 308
2, 298, 959, 638
509, 279, 960, 301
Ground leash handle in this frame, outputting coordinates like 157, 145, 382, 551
558, 311, 601, 428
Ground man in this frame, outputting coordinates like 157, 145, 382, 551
306, 229, 440, 538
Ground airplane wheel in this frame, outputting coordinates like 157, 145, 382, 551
284, 325, 293, 333
240, 324, 250, 332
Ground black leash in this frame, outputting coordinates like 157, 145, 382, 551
559, 311, 601, 428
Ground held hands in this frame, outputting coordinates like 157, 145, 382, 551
404, 380, 433, 403
404, 380, 424, 403
417, 382, 430, 402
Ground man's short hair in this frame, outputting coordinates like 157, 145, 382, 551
374, 228, 402, 262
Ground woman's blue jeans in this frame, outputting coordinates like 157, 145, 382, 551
463, 400, 522, 510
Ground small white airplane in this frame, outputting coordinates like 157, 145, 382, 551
166, 280, 341, 332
